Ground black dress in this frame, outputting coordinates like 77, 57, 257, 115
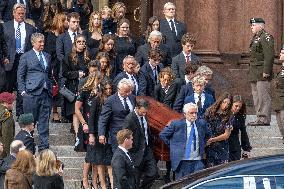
114, 36, 136, 74
82, 30, 101, 51
228, 114, 252, 161
62, 52, 89, 117
32, 173, 64, 189
86, 96, 113, 165
154, 82, 179, 108
44, 31, 61, 106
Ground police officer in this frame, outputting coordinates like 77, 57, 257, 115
272, 46, 284, 143
248, 18, 274, 126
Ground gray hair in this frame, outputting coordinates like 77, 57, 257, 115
183, 103, 198, 114
117, 78, 134, 90
122, 55, 136, 66
163, 2, 175, 10
10, 140, 25, 155
31, 33, 45, 45
196, 65, 213, 76
148, 30, 163, 43
13, 3, 26, 11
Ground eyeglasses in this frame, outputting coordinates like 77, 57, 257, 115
188, 112, 197, 115
76, 40, 86, 44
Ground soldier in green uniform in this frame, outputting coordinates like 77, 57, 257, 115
248, 18, 274, 126
273, 47, 284, 143
0, 92, 16, 158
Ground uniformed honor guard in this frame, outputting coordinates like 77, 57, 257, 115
248, 18, 274, 126
15, 113, 36, 155
0, 92, 16, 158
273, 47, 284, 143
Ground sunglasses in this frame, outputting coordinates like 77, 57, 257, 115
76, 40, 86, 44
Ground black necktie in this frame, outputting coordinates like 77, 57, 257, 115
197, 95, 202, 109
123, 98, 130, 113
169, 20, 177, 38
153, 67, 157, 84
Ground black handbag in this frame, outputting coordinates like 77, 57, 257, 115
59, 86, 76, 102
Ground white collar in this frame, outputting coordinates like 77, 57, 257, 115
118, 145, 128, 153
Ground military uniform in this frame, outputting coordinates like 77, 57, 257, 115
14, 129, 35, 155
248, 24, 274, 125
0, 104, 15, 158
272, 70, 284, 138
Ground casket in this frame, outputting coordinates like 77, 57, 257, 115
137, 96, 184, 161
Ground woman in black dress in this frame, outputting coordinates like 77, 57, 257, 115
138, 16, 161, 46
75, 70, 101, 189
82, 11, 102, 52
229, 95, 252, 161
87, 80, 113, 189
114, 18, 136, 74
96, 52, 114, 83
44, 12, 68, 122
205, 92, 233, 167
62, 35, 90, 143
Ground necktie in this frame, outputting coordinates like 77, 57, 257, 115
15, 23, 21, 53
130, 75, 137, 95
186, 55, 190, 64
153, 67, 157, 84
169, 20, 177, 40
123, 98, 130, 113
140, 117, 148, 145
197, 94, 202, 109
185, 123, 197, 159
39, 52, 45, 69
72, 32, 77, 43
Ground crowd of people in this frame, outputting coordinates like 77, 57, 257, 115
0, 0, 283, 189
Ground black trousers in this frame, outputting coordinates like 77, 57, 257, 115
134, 146, 158, 189
5, 54, 23, 116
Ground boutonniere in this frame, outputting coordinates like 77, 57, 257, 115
4, 109, 11, 118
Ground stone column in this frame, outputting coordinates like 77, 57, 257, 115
186, 0, 221, 62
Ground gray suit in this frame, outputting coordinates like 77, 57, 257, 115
171, 52, 201, 78
17, 49, 52, 151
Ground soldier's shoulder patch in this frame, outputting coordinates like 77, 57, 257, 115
264, 33, 273, 41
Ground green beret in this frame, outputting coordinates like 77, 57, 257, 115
18, 113, 34, 126
250, 18, 265, 24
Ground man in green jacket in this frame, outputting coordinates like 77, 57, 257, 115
0, 92, 16, 158
248, 18, 274, 126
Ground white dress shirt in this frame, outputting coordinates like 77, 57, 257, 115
134, 109, 148, 145
68, 29, 77, 43
118, 146, 132, 162
118, 93, 134, 112
194, 92, 205, 108
14, 20, 26, 53
166, 18, 177, 35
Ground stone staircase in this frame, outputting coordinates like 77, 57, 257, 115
14, 115, 284, 189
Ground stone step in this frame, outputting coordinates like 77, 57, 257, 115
49, 146, 85, 157
250, 148, 284, 157
250, 137, 284, 148
34, 133, 75, 146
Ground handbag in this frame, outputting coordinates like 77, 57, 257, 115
59, 86, 76, 102
52, 70, 59, 97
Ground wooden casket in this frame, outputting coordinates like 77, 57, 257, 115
137, 96, 184, 161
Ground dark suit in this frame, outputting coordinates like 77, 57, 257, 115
56, 31, 73, 63
159, 18, 186, 57
135, 43, 171, 67
184, 93, 215, 118
14, 129, 36, 155
154, 82, 179, 108
98, 93, 136, 151
17, 49, 52, 151
138, 62, 163, 97
174, 83, 216, 112
0, 24, 7, 92
112, 147, 137, 189
160, 119, 211, 173
123, 111, 157, 189
0, 0, 31, 22
113, 72, 139, 96
0, 154, 16, 189
171, 52, 201, 78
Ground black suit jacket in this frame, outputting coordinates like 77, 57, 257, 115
56, 31, 73, 62
14, 129, 36, 155
111, 147, 137, 189
123, 111, 153, 166
135, 43, 172, 67
113, 72, 139, 95
138, 62, 163, 97
98, 93, 136, 149
171, 52, 201, 78
3, 21, 35, 71
0, 154, 15, 189
17, 50, 52, 96
159, 18, 186, 57
154, 82, 179, 108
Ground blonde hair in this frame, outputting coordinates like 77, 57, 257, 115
88, 11, 102, 33
81, 70, 100, 97
192, 75, 206, 85
36, 149, 57, 176
100, 6, 112, 16
111, 2, 126, 20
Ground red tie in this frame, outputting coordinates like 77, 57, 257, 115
186, 55, 190, 64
